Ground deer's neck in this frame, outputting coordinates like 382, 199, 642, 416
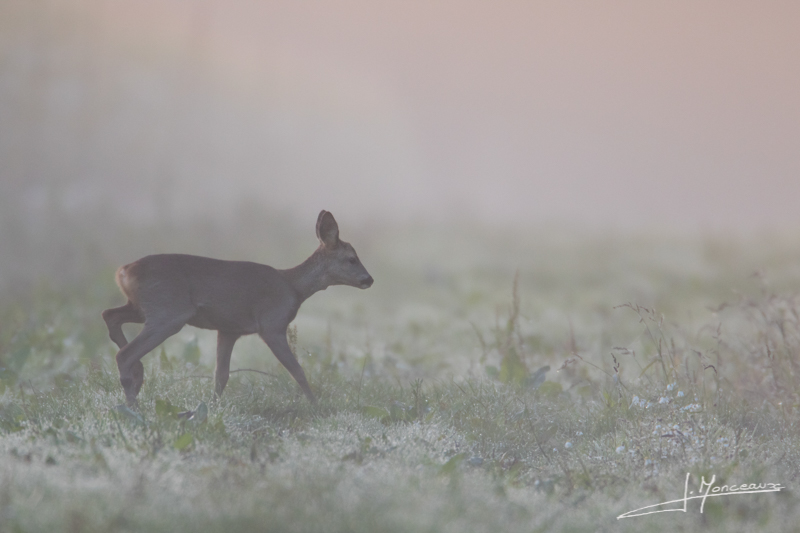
280, 249, 330, 302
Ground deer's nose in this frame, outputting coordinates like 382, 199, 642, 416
360, 275, 374, 289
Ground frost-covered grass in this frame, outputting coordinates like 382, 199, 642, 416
1, 226, 800, 532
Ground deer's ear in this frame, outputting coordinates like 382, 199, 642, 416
316, 210, 340, 248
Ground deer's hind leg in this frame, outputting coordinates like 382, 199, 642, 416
215, 331, 241, 397
115, 314, 191, 406
102, 301, 144, 350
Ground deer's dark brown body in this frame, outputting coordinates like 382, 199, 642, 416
102, 211, 373, 406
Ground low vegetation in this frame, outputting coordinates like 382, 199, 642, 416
1, 223, 799, 532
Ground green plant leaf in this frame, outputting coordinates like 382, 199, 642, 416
174, 432, 193, 451
537, 381, 563, 400
155, 398, 180, 419
498, 348, 528, 385
189, 402, 208, 425
439, 453, 466, 475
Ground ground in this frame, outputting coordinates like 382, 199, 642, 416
1, 223, 799, 532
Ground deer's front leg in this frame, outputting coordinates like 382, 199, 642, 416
259, 328, 316, 404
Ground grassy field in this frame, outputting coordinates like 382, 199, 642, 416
1, 218, 799, 532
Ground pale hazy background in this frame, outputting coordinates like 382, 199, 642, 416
1, 1, 798, 247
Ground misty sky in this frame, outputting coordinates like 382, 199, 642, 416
2, 1, 799, 233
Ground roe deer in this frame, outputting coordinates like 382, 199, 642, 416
102, 210, 373, 406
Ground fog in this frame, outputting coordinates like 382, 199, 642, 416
1, 1, 799, 239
